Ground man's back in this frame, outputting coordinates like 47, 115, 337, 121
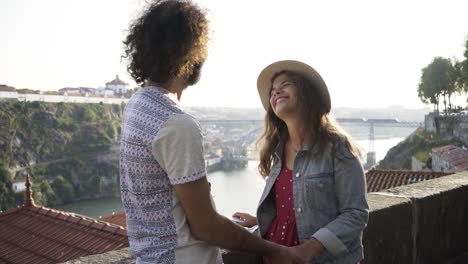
120, 87, 220, 264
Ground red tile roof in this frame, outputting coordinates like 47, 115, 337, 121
99, 211, 127, 227
366, 169, 453, 192
0, 176, 129, 264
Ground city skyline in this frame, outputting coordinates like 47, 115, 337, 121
1, 0, 468, 109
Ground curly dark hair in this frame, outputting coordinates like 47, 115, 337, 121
123, 0, 209, 85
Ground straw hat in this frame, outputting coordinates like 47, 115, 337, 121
256, 60, 331, 113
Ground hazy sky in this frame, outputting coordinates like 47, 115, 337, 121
1, 0, 467, 109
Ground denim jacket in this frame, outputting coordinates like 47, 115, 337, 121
256, 138, 369, 264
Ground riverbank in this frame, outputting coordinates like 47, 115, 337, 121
48, 126, 417, 218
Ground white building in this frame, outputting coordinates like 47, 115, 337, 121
12, 175, 29, 193
0, 91, 18, 99
105, 75, 128, 95
96, 88, 115, 97
0, 85, 17, 99
58, 87, 81, 96
78, 87, 96, 97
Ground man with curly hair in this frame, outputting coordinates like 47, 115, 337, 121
119, 1, 304, 263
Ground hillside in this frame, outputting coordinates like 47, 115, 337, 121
0, 100, 123, 210
378, 128, 463, 169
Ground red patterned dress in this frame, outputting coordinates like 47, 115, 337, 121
263, 164, 299, 264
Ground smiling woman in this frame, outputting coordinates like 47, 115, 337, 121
269, 75, 298, 116
234, 60, 369, 264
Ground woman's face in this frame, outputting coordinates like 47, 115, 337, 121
269, 73, 299, 119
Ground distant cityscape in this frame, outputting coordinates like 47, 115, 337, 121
0, 75, 136, 99
1, 78, 431, 173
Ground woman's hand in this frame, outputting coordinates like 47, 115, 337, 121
232, 212, 257, 227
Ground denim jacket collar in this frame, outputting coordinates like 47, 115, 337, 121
273, 141, 320, 160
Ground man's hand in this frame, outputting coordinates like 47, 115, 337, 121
290, 238, 326, 263
173, 177, 304, 259
267, 245, 307, 264
232, 212, 257, 228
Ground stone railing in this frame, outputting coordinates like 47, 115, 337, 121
66, 172, 468, 264
363, 171, 468, 264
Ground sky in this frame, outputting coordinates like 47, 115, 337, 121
1, 0, 467, 109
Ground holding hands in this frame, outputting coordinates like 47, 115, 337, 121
268, 239, 323, 264
232, 212, 257, 228
232, 212, 325, 264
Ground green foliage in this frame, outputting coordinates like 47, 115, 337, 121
414, 151, 431, 169
0, 101, 123, 210
51, 175, 75, 204
0, 165, 12, 183
426, 157, 433, 169
380, 128, 463, 169
458, 35, 468, 95
0, 182, 15, 211
31, 176, 59, 206
418, 57, 457, 113
414, 151, 430, 162
80, 108, 97, 122
418, 34, 468, 111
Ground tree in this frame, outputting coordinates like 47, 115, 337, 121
0, 165, 11, 183
32, 177, 58, 206
0, 182, 15, 211
458, 35, 468, 99
418, 57, 457, 114
51, 175, 75, 204
80, 108, 97, 122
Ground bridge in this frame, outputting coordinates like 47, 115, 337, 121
199, 118, 420, 160
199, 118, 422, 127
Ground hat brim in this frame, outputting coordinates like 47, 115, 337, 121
256, 60, 330, 112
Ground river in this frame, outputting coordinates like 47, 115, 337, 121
53, 124, 416, 218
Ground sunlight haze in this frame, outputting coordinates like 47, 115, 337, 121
1, 0, 467, 108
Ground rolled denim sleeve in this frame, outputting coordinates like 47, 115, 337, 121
311, 143, 369, 256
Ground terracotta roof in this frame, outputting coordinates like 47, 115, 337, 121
366, 169, 453, 192
0, 176, 129, 264
432, 144, 458, 153
99, 211, 127, 227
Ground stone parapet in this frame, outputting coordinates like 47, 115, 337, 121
70, 172, 468, 264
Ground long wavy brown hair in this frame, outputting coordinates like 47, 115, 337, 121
257, 70, 362, 177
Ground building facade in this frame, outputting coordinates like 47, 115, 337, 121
105, 75, 128, 95
432, 145, 468, 172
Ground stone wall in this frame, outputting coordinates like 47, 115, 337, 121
425, 113, 468, 145
70, 172, 468, 264
363, 172, 468, 264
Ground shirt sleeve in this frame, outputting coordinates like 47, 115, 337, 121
152, 113, 207, 185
